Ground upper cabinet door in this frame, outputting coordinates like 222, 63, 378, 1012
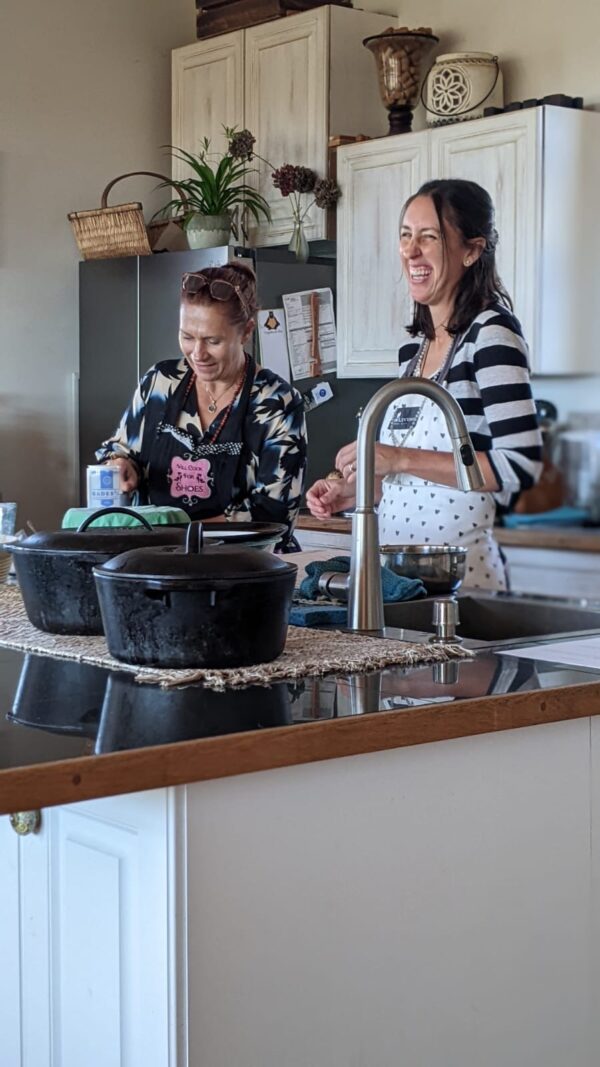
244, 9, 329, 246
171, 34, 245, 182
337, 136, 428, 378
431, 112, 540, 367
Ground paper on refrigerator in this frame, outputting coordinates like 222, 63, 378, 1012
282, 288, 337, 381
256, 308, 291, 380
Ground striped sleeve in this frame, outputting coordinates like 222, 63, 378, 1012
448, 307, 543, 510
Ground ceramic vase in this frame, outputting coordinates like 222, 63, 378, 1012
186, 213, 231, 249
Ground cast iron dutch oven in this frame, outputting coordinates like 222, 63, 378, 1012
93, 523, 298, 669
7, 508, 187, 636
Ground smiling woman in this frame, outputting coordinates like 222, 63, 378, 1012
306, 179, 543, 589
96, 264, 307, 547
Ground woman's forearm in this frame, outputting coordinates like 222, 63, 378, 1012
388, 446, 499, 492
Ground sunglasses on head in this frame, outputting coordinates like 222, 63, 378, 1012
181, 272, 249, 316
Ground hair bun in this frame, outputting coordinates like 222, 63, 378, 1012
229, 260, 257, 281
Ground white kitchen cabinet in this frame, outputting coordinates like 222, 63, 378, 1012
294, 524, 351, 552
172, 5, 390, 245
502, 544, 600, 600
337, 106, 600, 377
335, 134, 428, 377
184, 720, 596, 1066
0, 790, 181, 1067
4, 713, 600, 1065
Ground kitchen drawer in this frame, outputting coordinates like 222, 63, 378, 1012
295, 528, 351, 552
503, 545, 600, 600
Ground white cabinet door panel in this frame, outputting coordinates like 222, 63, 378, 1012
432, 111, 539, 367
0, 790, 180, 1067
172, 35, 244, 182
244, 10, 328, 245
337, 137, 428, 377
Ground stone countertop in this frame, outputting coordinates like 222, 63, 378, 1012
296, 515, 600, 553
2, 640, 600, 816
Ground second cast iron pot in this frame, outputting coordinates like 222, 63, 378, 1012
93, 523, 298, 669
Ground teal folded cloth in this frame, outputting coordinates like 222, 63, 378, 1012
502, 505, 589, 529
298, 556, 427, 602
289, 604, 348, 627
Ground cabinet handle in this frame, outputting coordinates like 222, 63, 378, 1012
9, 810, 42, 835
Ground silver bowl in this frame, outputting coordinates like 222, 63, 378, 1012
380, 543, 467, 594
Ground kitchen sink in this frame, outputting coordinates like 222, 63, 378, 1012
382, 592, 600, 649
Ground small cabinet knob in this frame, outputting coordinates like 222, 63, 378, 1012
9, 810, 42, 835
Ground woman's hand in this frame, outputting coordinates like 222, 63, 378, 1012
107, 456, 139, 493
306, 478, 355, 519
335, 442, 402, 482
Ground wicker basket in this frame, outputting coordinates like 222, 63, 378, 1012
68, 171, 187, 261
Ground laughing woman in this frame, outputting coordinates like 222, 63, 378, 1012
96, 263, 307, 548
306, 179, 543, 589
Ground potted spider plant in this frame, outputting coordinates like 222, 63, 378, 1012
156, 134, 271, 249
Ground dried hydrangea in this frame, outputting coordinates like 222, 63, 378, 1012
228, 128, 256, 162
293, 166, 317, 193
272, 164, 297, 197
314, 178, 341, 209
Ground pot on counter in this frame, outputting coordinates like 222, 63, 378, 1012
93, 523, 297, 669
6, 508, 187, 636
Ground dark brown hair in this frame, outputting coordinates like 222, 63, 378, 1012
181, 262, 259, 329
401, 179, 512, 340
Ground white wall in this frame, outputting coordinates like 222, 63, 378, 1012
358, 0, 600, 418
0, 0, 195, 529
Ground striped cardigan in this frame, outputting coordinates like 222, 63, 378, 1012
398, 303, 543, 511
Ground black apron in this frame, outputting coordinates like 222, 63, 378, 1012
140, 356, 254, 519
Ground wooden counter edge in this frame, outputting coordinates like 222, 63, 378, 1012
1, 680, 599, 815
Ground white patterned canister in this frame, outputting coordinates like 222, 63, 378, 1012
424, 52, 503, 126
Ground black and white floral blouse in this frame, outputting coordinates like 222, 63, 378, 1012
96, 356, 307, 544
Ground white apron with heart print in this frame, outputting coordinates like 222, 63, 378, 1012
378, 393, 508, 591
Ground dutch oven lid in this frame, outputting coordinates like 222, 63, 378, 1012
9, 507, 187, 555
94, 522, 298, 582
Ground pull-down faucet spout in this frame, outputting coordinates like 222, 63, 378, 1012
349, 377, 486, 633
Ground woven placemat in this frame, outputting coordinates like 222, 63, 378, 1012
0, 586, 471, 691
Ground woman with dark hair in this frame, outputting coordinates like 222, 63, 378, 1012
97, 263, 306, 546
307, 179, 542, 589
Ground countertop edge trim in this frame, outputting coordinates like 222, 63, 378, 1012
1, 681, 599, 815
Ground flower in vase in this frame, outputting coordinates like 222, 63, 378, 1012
271, 165, 340, 229
227, 130, 342, 254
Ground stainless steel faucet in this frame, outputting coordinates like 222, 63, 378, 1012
349, 378, 486, 632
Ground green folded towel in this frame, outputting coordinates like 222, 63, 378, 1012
298, 555, 427, 602
62, 505, 190, 529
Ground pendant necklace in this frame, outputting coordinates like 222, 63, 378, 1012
182, 354, 249, 445
205, 379, 234, 414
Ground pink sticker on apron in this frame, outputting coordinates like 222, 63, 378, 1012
169, 456, 212, 499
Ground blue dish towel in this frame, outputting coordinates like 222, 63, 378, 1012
297, 555, 427, 602
289, 604, 348, 627
502, 505, 590, 529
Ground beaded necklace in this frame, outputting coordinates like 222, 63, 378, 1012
182, 354, 249, 445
